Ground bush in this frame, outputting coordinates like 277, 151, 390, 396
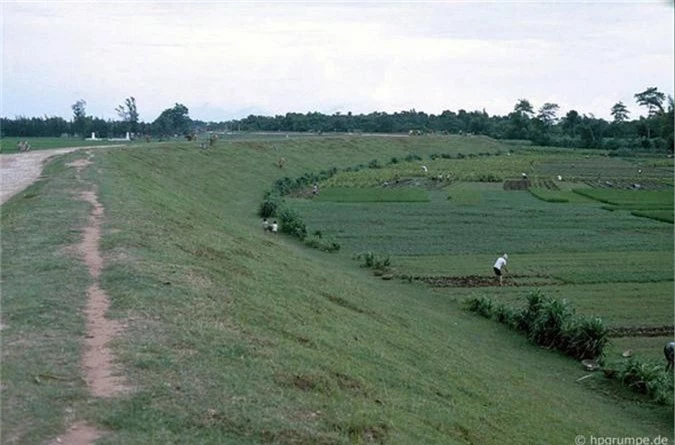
278, 207, 307, 240
303, 234, 340, 253
273, 177, 295, 195
615, 358, 674, 404
258, 195, 280, 218
527, 297, 574, 350
494, 303, 517, 327
564, 317, 608, 360
466, 291, 608, 360
465, 296, 493, 318
368, 159, 381, 169
355, 252, 390, 270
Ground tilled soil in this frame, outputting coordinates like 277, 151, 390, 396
411, 274, 556, 288
608, 325, 675, 338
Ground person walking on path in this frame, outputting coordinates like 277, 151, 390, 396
493, 253, 508, 286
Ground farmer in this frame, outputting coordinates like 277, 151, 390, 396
493, 253, 508, 286
271, 220, 278, 234
665, 342, 674, 371
312, 183, 319, 196
262, 218, 269, 231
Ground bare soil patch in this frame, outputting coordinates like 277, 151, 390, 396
503, 179, 531, 190
0, 145, 123, 205
412, 274, 556, 288
48, 422, 102, 445
77, 185, 128, 398
608, 325, 674, 338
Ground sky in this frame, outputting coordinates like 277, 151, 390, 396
1, 1, 674, 123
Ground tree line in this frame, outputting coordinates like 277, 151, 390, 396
1, 88, 673, 153
1, 98, 191, 141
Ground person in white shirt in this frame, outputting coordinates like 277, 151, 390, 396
271, 220, 278, 234
665, 342, 674, 371
493, 253, 508, 286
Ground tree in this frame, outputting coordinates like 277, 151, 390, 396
610, 101, 630, 123
634, 87, 666, 139
536, 103, 560, 126
115, 96, 139, 134
634, 87, 665, 117
151, 103, 191, 137
561, 110, 581, 138
72, 99, 87, 137
514, 99, 534, 118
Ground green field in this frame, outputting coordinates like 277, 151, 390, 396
315, 187, 429, 202
2, 135, 673, 444
0, 136, 132, 153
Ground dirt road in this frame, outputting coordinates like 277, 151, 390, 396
0, 146, 123, 205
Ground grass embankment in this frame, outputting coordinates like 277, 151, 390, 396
1, 156, 93, 443
2, 136, 673, 443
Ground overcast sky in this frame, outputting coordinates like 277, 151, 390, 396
2, 1, 673, 123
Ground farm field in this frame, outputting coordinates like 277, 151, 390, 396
1, 135, 673, 444
292, 148, 674, 387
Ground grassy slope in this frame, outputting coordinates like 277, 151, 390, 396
1, 156, 92, 443
1, 136, 672, 444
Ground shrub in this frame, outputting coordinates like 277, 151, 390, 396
466, 291, 608, 360
368, 159, 381, 169
258, 195, 280, 218
494, 303, 517, 326
527, 297, 574, 350
564, 317, 608, 361
278, 207, 307, 240
615, 358, 674, 404
465, 296, 493, 319
355, 252, 390, 270
303, 234, 340, 253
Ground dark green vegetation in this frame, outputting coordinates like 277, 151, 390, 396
2, 87, 673, 153
465, 291, 609, 361
2, 135, 673, 444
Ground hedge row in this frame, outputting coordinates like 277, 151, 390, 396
465, 291, 608, 360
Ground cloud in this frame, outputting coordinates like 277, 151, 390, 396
1, 2, 673, 121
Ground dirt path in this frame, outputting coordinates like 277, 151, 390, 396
0, 145, 124, 205
3, 149, 130, 444
51, 156, 129, 444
